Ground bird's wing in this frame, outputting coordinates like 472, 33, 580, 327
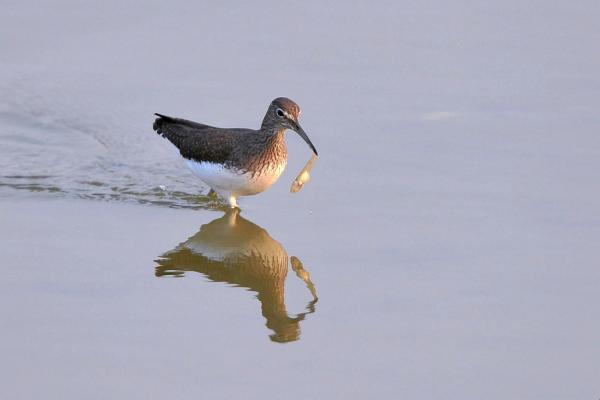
153, 113, 247, 164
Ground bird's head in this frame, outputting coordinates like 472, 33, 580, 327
262, 97, 318, 156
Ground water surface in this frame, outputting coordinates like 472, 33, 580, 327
1, 1, 600, 399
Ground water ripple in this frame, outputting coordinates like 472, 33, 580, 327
0, 88, 227, 211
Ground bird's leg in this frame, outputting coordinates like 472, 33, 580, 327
225, 207, 240, 226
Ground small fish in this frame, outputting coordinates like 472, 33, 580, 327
290, 154, 318, 193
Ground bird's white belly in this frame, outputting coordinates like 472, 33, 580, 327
186, 160, 286, 197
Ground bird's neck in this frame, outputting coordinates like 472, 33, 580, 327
266, 128, 286, 145
243, 129, 287, 175
254, 126, 285, 149
261, 129, 287, 161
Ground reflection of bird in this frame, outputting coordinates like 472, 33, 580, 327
153, 97, 318, 208
155, 209, 318, 343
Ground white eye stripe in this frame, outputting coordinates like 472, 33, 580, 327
275, 107, 298, 120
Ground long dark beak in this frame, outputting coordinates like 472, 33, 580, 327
293, 123, 318, 156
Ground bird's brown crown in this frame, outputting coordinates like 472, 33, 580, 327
271, 97, 301, 120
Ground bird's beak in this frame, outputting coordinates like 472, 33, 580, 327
293, 123, 318, 156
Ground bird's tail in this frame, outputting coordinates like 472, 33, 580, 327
152, 113, 189, 149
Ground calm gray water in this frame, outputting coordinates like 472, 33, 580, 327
1, 1, 600, 398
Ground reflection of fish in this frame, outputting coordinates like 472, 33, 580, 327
290, 154, 318, 193
155, 209, 317, 343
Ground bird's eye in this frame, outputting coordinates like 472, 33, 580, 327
276, 108, 284, 117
